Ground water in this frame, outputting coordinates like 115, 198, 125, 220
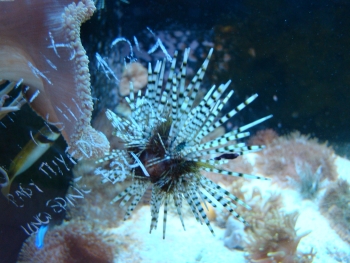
1, 0, 350, 262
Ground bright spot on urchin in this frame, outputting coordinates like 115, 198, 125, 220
95, 47, 272, 239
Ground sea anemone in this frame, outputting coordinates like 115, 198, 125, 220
0, 0, 109, 159
240, 190, 315, 263
244, 210, 315, 263
95, 47, 272, 238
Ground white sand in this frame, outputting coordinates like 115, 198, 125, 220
114, 206, 245, 263
110, 155, 350, 263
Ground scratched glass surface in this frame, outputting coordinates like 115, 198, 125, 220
0, 1, 350, 263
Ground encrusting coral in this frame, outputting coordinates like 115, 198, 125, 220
18, 220, 116, 263
66, 160, 129, 228
320, 179, 350, 244
255, 131, 337, 199
0, 0, 109, 159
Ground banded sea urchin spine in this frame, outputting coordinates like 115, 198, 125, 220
95, 48, 272, 238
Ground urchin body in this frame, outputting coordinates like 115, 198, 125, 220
95, 48, 271, 238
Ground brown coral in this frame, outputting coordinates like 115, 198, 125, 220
320, 179, 350, 244
18, 221, 116, 263
256, 131, 337, 198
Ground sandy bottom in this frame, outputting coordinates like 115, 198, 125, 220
108, 155, 350, 263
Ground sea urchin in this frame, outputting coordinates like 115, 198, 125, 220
95, 48, 272, 238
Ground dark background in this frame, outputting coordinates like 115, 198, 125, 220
82, 0, 350, 156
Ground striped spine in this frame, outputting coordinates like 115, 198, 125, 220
95, 48, 272, 238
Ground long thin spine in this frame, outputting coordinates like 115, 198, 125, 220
202, 167, 268, 181
163, 195, 169, 239
193, 82, 233, 143
183, 189, 202, 224
124, 181, 150, 220
150, 61, 162, 108
150, 187, 163, 233
171, 76, 178, 120
145, 63, 155, 103
173, 193, 186, 231
177, 47, 190, 105
110, 184, 133, 204
190, 188, 215, 235
207, 94, 259, 134
183, 142, 253, 158
165, 50, 178, 93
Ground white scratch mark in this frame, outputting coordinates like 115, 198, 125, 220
39, 163, 51, 178
43, 55, 57, 70
48, 31, 59, 58
95, 53, 119, 81
45, 114, 65, 131
29, 179, 44, 193
51, 160, 63, 175
134, 36, 140, 51
29, 130, 38, 146
54, 154, 70, 171
28, 62, 52, 85
71, 98, 84, 115
62, 103, 77, 121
